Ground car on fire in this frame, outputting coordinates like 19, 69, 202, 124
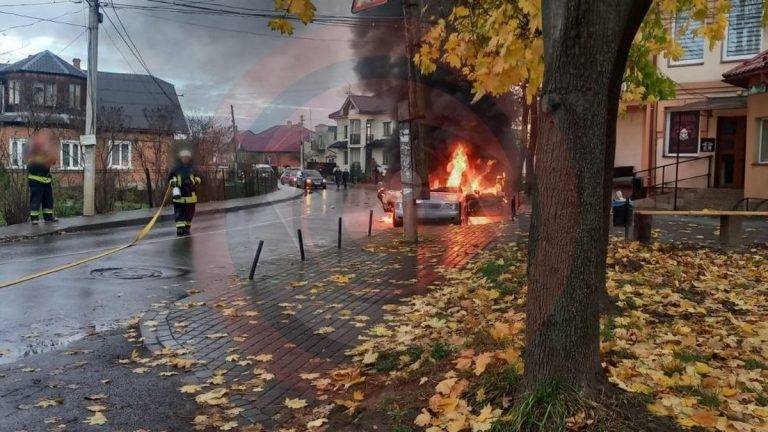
390, 186, 478, 227
296, 169, 327, 189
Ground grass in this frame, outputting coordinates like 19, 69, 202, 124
673, 349, 711, 363
492, 380, 582, 432
470, 365, 521, 409
600, 317, 617, 343
430, 341, 455, 361
672, 385, 721, 409
744, 358, 767, 370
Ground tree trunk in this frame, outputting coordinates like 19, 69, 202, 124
523, 0, 651, 393
524, 95, 538, 195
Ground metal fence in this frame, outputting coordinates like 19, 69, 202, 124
0, 166, 278, 226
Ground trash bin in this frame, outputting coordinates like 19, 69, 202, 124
612, 199, 633, 227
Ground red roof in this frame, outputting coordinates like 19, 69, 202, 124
722, 49, 768, 88
238, 124, 312, 153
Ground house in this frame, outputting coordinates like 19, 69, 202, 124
615, 0, 768, 204
237, 121, 313, 168
0, 50, 187, 186
310, 123, 337, 164
329, 94, 398, 174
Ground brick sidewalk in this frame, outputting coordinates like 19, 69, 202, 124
141, 221, 518, 428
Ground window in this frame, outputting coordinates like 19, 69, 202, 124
8, 80, 22, 105
109, 141, 132, 168
382, 150, 391, 165
759, 119, 768, 164
671, 13, 704, 65
32, 82, 45, 106
383, 121, 392, 137
69, 84, 81, 109
60, 140, 82, 169
343, 149, 349, 165
666, 111, 700, 156
350, 148, 361, 163
343, 125, 348, 139
366, 119, 374, 144
9, 137, 28, 168
724, 0, 762, 61
44, 83, 56, 107
350, 119, 361, 145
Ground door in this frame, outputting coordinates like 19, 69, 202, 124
715, 116, 746, 189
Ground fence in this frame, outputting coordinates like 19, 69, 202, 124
0, 166, 278, 226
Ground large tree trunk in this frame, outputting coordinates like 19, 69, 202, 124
524, 95, 538, 195
523, 0, 651, 393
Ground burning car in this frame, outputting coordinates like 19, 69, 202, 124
393, 187, 470, 227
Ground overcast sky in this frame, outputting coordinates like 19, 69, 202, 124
0, 0, 375, 132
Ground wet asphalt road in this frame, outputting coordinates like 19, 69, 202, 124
0, 187, 389, 365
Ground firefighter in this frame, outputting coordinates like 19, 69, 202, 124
168, 149, 201, 236
27, 135, 57, 225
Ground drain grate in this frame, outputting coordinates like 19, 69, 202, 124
90, 267, 164, 280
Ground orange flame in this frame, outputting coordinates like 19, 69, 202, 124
446, 145, 469, 189
435, 143, 503, 196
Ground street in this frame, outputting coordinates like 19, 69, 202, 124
0, 187, 388, 365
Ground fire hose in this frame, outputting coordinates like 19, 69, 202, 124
0, 187, 171, 290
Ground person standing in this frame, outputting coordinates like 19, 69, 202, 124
168, 149, 201, 236
27, 135, 57, 225
342, 168, 350, 189
333, 166, 342, 190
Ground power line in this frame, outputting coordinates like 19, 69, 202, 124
0, 9, 86, 27
56, 27, 86, 54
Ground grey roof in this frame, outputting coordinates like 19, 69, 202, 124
1, 50, 86, 78
97, 72, 187, 133
329, 93, 397, 119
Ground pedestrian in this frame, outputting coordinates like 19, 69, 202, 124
342, 168, 350, 189
27, 135, 57, 225
168, 149, 201, 237
333, 166, 342, 190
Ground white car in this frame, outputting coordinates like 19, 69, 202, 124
393, 187, 468, 227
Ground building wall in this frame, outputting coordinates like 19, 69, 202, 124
615, 107, 647, 171
333, 108, 396, 172
744, 92, 768, 198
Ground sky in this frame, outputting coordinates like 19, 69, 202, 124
0, 0, 377, 132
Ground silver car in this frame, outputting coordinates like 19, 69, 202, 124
393, 187, 464, 227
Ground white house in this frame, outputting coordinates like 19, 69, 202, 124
328, 94, 397, 175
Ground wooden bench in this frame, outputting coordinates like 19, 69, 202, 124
633, 210, 768, 246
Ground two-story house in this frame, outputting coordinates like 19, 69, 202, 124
328, 94, 397, 175
0, 50, 187, 185
616, 0, 768, 203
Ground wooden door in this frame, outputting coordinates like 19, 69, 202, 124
715, 117, 746, 189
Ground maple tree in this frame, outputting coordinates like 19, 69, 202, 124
270, 0, 767, 416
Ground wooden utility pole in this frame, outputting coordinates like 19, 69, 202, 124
81, 0, 101, 216
230, 105, 239, 172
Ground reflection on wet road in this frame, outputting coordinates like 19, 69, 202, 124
0, 188, 389, 364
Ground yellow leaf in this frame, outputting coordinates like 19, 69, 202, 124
284, 398, 308, 409
83, 412, 107, 426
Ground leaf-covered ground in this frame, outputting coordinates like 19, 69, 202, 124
303, 240, 768, 432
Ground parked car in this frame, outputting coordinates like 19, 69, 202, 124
280, 168, 299, 186
296, 169, 327, 189
253, 164, 275, 179
393, 187, 473, 227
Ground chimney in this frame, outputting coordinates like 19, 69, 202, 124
73, 58, 81, 70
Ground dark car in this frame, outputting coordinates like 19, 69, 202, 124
296, 169, 327, 189
280, 168, 299, 186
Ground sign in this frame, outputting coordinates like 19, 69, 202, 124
79, 134, 97, 146
352, 0, 388, 13
700, 137, 716, 153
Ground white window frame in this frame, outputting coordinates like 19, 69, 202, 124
108, 140, 132, 169
664, 111, 701, 157
32, 82, 45, 106
8, 80, 22, 105
68, 83, 81, 109
722, 0, 763, 62
44, 83, 56, 107
8, 137, 28, 168
669, 14, 705, 66
383, 121, 392, 137
758, 118, 768, 164
60, 140, 83, 170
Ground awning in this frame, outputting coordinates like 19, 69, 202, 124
328, 140, 348, 150
668, 96, 747, 112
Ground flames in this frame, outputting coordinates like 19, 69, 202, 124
432, 143, 504, 196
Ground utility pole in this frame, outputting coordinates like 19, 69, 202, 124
81, 0, 101, 216
230, 105, 239, 171
299, 114, 305, 169
400, 0, 425, 242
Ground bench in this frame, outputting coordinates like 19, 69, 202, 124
633, 210, 768, 246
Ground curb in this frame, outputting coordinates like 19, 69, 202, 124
0, 189, 305, 243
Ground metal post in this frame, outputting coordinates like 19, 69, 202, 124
81, 0, 100, 216
248, 240, 264, 280
624, 199, 631, 241
661, 166, 665, 195
297, 229, 305, 261
337, 217, 342, 249
368, 210, 373, 237
230, 105, 239, 174
674, 151, 680, 211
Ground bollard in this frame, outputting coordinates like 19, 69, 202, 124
297, 229, 306, 261
248, 240, 265, 280
338, 217, 342, 249
368, 210, 373, 237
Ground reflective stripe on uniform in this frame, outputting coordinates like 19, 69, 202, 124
30, 211, 40, 216
28, 175, 52, 184
172, 192, 197, 204
176, 222, 187, 228
42, 209, 54, 214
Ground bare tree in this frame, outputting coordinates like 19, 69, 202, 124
138, 105, 178, 207
181, 115, 232, 169
96, 106, 131, 213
